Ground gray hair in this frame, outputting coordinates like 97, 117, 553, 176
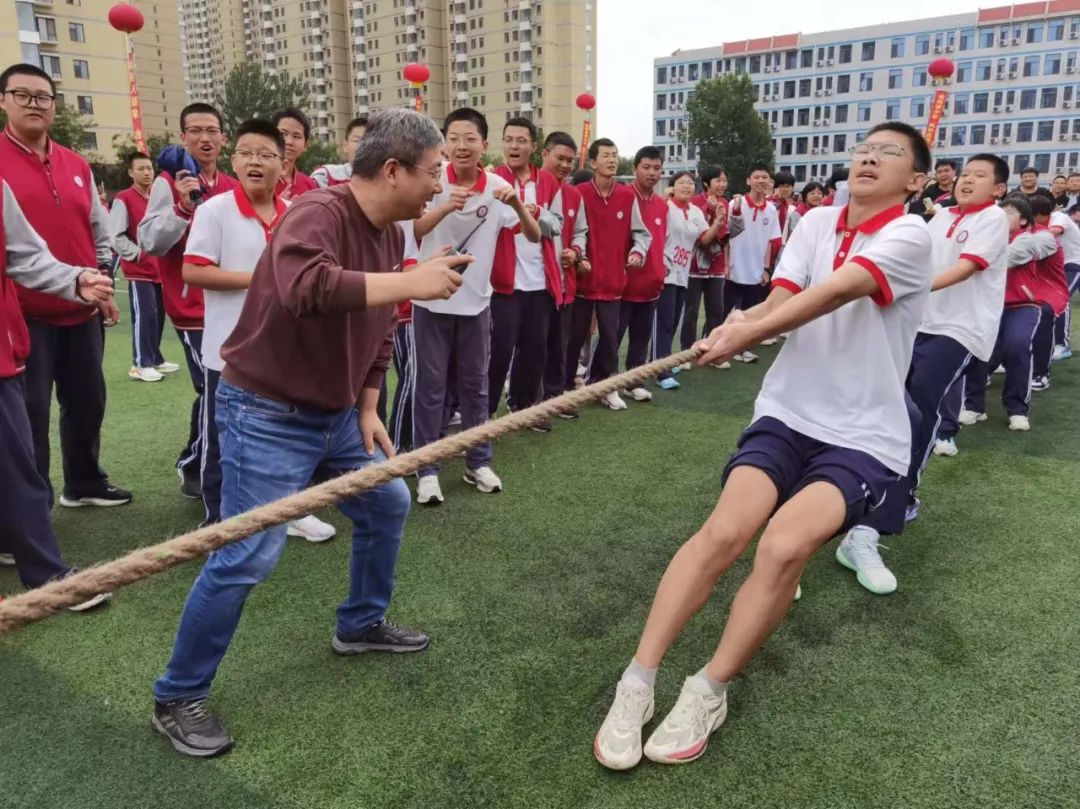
351, 108, 443, 179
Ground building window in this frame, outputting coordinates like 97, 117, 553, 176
795, 136, 808, 155
797, 107, 810, 126
953, 93, 969, 114
655, 120, 664, 137
799, 78, 811, 97
1042, 87, 1058, 108
782, 109, 794, 127
971, 124, 986, 144
748, 56, 760, 74
1027, 22, 1044, 43
73, 59, 89, 79
1020, 88, 1037, 110
1023, 55, 1041, 77
861, 41, 876, 61
912, 68, 928, 87
952, 127, 967, 146
36, 16, 57, 42
688, 63, 699, 81
1017, 122, 1034, 142
956, 61, 972, 83
1035, 153, 1051, 174
780, 138, 792, 156
838, 44, 852, 64
1044, 53, 1062, 75
656, 95, 666, 111
81, 132, 97, 151
973, 92, 989, 113
702, 62, 712, 79
1049, 19, 1066, 41
1038, 121, 1055, 141
959, 28, 975, 50
890, 37, 905, 58
784, 80, 796, 99
858, 102, 871, 122
915, 34, 930, 55
68, 22, 85, 42
837, 74, 850, 94
976, 60, 992, 81
859, 72, 873, 92
911, 97, 926, 117
886, 99, 900, 118
40, 55, 61, 78
833, 133, 847, 153
786, 51, 798, 70
800, 49, 813, 68
888, 68, 902, 89
835, 104, 848, 123
76, 95, 93, 115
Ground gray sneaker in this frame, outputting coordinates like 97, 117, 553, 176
153, 699, 234, 758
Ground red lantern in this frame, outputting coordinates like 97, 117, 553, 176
402, 63, 431, 85
108, 3, 145, 34
927, 58, 956, 81
575, 92, 596, 111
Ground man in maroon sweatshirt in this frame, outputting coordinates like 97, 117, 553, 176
0, 63, 130, 508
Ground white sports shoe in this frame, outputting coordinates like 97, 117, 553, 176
643, 675, 728, 765
709, 361, 732, 370
0, 552, 14, 566
602, 391, 628, 411
678, 362, 693, 371
129, 366, 164, 382
448, 411, 462, 428
627, 386, 652, 402
155, 361, 180, 374
287, 514, 337, 543
836, 527, 897, 595
576, 363, 588, 377
933, 437, 959, 457
794, 582, 802, 601
1008, 415, 1031, 432
464, 465, 502, 493
594, 677, 655, 771
416, 475, 444, 505
958, 409, 987, 426
992, 364, 1006, 375
734, 350, 759, 363
760, 337, 778, 346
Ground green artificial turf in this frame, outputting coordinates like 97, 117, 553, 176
1, 298, 1078, 809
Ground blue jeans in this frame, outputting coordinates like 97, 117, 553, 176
154, 379, 411, 703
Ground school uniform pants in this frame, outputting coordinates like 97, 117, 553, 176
412, 306, 492, 476
653, 283, 687, 381
488, 290, 551, 416
22, 316, 109, 503
721, 279, 767, 323
965, 305, 1042, 417
618, 299, 658, 372
200, 368, 222, 525
1053, 263, 1080, 350
390, 321, 414, 452
175, 328, 205, 486
128, 279, 166, 369
679, 276, 725, 350
542, 301, 573, 401
1032, 302, 1056, 380
565, 298, 620, 387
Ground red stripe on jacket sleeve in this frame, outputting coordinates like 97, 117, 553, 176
182, 255, 215, 266
850, 256, 894, 306
959, 253, 990, 271
772, 278, 802, 295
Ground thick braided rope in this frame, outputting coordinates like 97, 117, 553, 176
0, 347, 702, 634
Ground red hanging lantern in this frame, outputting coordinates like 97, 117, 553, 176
924, 59, 956, 147
927, 58, 956, 83
108, 3, 145, 34
575, 92, 596, 111
402, 63, 431, 85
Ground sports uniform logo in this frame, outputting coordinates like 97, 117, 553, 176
74, 176, 84, 188
957, 230, 970, 244
616, 211, 624, 220
476, 205, 489, 219
763, 217, 770, 226
655, 217, 662, 226
567, 208, 575, 218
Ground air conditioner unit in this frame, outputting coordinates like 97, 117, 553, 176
993, 105, 1001, 112
1012, 37, 1020, 45
814, 90, 823, 96
825, 89, 833, 96
934, 46, 943, 53
764, 66, 772, 73
1005, 105, 1014, 112
812, 120, 821, 126
1072, 31, 1080, 39
1002, 136, 1011, 143
1065, 101, 1073, 108
1073, 133, 1080, 140
816, 60, 824, 67
1009, 71, 1018, 79
826, 59, 834, 66
945, 45, 955, 52
996, 72, 1005, 80
1068, 66, 1077, 73
990, 137, 999, 144
1061, 134, 1070, 141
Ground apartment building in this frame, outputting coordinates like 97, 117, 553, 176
2, 0, 186, 155
179, 0, 245, 106
653, 1, 1080, 185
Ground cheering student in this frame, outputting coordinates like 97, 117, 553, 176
539, 131, 589, 422
769, 171, 797, 248
179, 119, 334, 545
616, 146, 668, 403
1050, 174, 1068, 201
272, 107, 318, 200
487, 117, 564, 422
1026, 196, 1070, 389
409, 108, 540, 506
110, 151, 173, 383
837, 154, 1010, 595
1017, 167, 1056, 202
151, 109, 470, 759
920, 158, 959, 208
311, 116, 368, 188
787, 181, 824, 235
140, 102, 238, 500
654, 171, 723, 391
724, 163, 782, 363
0, 177, 116, 610
563, 138, 651, 413
0, 63, 131, 508
681, 166, 731, 367
593, 122, 932, 771
1046, 203, 1080, 360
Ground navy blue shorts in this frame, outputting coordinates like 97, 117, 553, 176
722, 417, 900, 533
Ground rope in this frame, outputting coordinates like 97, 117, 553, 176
0, 347, 702, 635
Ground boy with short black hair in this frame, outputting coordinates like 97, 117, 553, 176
271, 107, 318, 200
312, 116, 368, 188
594, 121, 932, 771
409, 107, 541, 505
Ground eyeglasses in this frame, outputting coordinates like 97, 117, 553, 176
2, 89, 55, 110
851, 142, 908, 160
400, 160, 442, 180
184, 126, 222, 138
234, 149, 282, 164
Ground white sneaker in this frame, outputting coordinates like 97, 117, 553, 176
68, 591, 113, 612
933, 437, 958, 457
593, 677, 655, 771
448, 411, 462, 428
992, 364, 1005, 375
678, 362, 693, 371
1008, 415, 1031, 432
734, 350, 759, 363
760, 337, 778, 346
836, 527, 897, 595
709, 361, 732, 370
643, 675, 728, 765
958, 409, 987, 426
155, 361, 180, 374
128, 366, 164, 382
416, 475, 444, 505
464, 465, 502, 493
794, 582, 802, 601
627, 386, 652, 402
1052, 344, 1068, 361
602, 391, 628, 411
576, 363, 588, 377
286, 514, 337, 543
0, 552, 14, 566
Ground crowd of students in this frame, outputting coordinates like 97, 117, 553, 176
0, 58, 1077, 764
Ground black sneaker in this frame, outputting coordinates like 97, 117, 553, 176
58, 484, 132, 508
332, 619, 430, 656
556, 408, 580, 420
177, 468, 202, 500
51, 568, 113, 612
529, 417, 554, 433
153, 699, 234, 758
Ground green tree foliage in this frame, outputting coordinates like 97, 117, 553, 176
296, 137, 341, 174
686, 74, 775, 193
0, 103, 93, 153
214, 62, 310, 135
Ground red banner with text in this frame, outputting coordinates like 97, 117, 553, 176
126, 39, 148, 155
578, 119, 591, 169
924, 90, 949, 147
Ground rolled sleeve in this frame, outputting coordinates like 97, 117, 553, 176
771, 211, 815, 291
849, 218, 932, 307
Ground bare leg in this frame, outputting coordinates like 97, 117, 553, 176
705, 481, 847, 682
634, 466, 779, 669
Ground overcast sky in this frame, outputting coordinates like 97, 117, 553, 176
597, 0, 989, 150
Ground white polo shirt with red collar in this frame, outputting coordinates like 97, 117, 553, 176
1049, 210, 1080, 266
183, 185, 286, 371
919, 201, 1009, 361
728, 196, 782, 285
757, 204, 932, 475
664, 200, 709, 288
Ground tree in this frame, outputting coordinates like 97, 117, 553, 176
0, 103, 93, 153
297, 137, 341, 175
616, 156, 634, 177
112, 131, 174, 162
215, 62, 310, 134
687, 74, 775, 194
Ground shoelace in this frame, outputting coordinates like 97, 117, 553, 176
611, 684, 650, 730
180, 701, 214, 729
667, 691, 710, 737
849, 538, 890, 570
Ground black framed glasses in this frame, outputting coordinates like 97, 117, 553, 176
3, 89, 55, 109
400, 160, 442, 180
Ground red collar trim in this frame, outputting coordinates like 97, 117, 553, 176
591, 178, 617, 202
835, 204, 906, 235
232, 185, 286, 239
4, 126, 53, 158
672, 199, 691, 210
632, 183, 656, 202
447, 162, 487, 192
745, 195, 767, 212
948, 200, 995, 215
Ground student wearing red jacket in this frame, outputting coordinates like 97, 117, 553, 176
563, 138, 651, 415
683, 166, 731, 360
1027, 195, 1071, 388
0, 63, 131, 508
109, 151, 173, 383
139, 102, 238, 499
0, 176, 114, 610
616, 146, 668, 405
272, 107, 319, 201
487, 117, 565, 422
